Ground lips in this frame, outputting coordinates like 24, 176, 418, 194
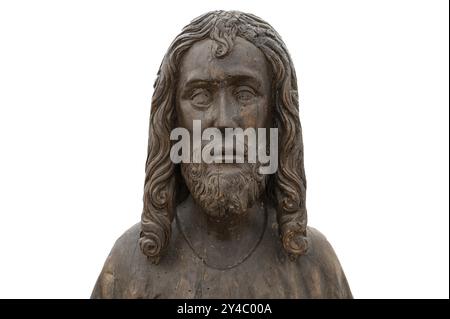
207, 144, 246, 163
210, 153, 245, 163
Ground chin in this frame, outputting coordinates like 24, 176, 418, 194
201, 195, 250, 219
181, 162, 267, 218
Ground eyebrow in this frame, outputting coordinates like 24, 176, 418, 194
182, 70, 264, 89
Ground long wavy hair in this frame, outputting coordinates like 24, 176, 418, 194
139, 10, 308, 263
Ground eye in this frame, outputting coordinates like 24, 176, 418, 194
235, 86, 256, 103
190, 88, 212, 107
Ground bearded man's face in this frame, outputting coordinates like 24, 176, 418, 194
176, 37, 273, 218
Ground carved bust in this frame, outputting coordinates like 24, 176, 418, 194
91, 10, 352, 299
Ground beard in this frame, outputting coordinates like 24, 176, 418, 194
181, 162, 267, 219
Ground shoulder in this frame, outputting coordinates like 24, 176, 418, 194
91, 223, 142, 298
111, 223, 141, 255
305, 226, 342, 268
297, 226, 353, 298
91, 222, 188, 298
105, 222, 143, 269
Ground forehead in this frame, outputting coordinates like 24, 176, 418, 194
178, 37, 270, 85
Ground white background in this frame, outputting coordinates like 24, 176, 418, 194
0, 0, 448, 299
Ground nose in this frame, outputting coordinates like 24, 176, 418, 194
212, 90, 239, 130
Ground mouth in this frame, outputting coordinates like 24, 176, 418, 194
210, 153, 245, 163
210, 143, 247, 163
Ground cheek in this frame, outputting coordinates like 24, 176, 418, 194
177, 101, 201, 130
177, 100, 219, 132
239, 98, 271, 128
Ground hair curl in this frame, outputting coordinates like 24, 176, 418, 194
139, 10, 308, 263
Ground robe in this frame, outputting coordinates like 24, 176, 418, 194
91, 207, 352, 299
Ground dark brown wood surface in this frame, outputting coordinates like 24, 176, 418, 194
92, 10, 352, 299
92, 199, 352, 298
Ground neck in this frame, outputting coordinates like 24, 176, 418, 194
200, 205, 258, 240
176, 195, 267, 269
